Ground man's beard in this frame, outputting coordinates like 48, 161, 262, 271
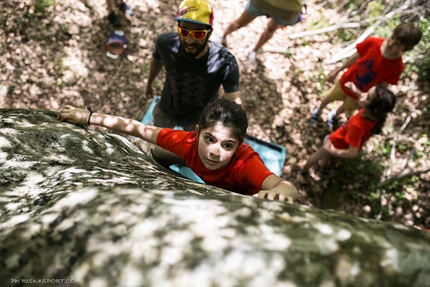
180, 37, 209, 58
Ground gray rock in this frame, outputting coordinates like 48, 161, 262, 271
1, 109, 430, 287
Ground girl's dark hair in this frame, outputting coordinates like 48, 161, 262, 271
368, 85, 397, 134
197, 98, 248, 144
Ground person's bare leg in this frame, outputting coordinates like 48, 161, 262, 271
106, 0, 122, 27
223, 10, 257, 39
251, 18, 282, 52
302, 147, 331, 172
311, 94, 335, 123
106, 0, 114, 13
318, 95, 334, 112
335, 103, 345, 116
319, 152, 332, 167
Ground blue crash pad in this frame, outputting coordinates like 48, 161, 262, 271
135, 96, 287, 183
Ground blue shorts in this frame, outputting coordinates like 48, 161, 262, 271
246, 0, 300, 26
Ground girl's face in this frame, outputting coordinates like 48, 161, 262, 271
197, 122, 240, 170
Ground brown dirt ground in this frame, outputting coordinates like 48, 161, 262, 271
1, 0, 429, 229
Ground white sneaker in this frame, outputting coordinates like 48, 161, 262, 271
246, 49, 258, 70
326, 108, 339, 131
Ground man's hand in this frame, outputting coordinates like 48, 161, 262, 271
145, 58, 164, 99
144, 83, 155, 99
57, 105, 89, 125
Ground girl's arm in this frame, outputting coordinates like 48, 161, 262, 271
344, 81, 368, 108
57, 105, 162, 144
254, 174, 298, 203
344, 81, 365, 98
323, 140, 359, 158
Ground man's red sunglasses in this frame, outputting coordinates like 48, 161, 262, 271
178, 27, 210, 40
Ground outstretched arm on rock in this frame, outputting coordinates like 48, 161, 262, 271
57, 105, 162, 145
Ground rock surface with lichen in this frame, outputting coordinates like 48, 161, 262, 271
1, 109, 430, 287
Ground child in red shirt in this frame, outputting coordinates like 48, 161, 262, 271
302, 84, 396, 174
57, 98, 298, 202
310, 22, 421, 128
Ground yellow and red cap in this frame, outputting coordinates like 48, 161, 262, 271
174, 0, 214, 27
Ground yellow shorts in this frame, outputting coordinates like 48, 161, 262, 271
325, 81, 359, 115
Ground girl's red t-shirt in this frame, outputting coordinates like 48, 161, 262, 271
329, 110, 377, 149
156, 129, 273, 195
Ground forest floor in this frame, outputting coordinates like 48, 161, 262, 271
1, 0, 429, 229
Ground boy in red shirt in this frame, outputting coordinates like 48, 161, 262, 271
310, 22, 421, 129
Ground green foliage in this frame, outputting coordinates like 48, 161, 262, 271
346, 173, 421, 221
367, 1, 383, 18
323, 143, 422, 221
396, 142, 413, 152
372, 137, 391, 156
414, 150, 426, 161
309, 12, 331, 30
413, 17, 430, 81
35, 0, 54, 14
335, 29, 355, 43
282, 48, 293, 57
328, 154, 384, 189
17, 11, 30, 26
342, 0, 361, 12
53, 58, 66, 72
60, 23, 69, 34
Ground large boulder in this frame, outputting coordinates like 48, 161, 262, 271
1, 109, 430, 287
